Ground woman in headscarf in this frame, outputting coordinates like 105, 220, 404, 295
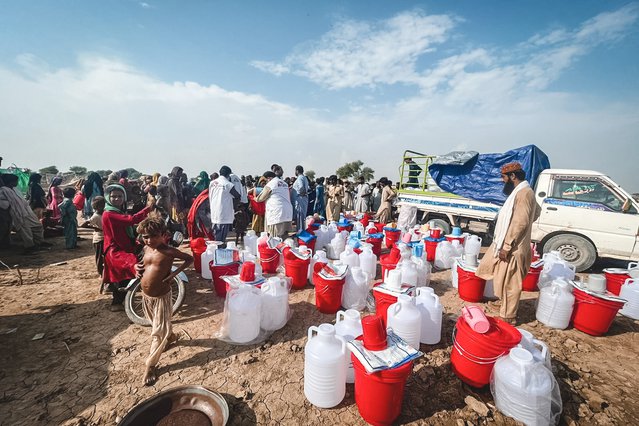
27, 173, 47, 219
46, 176, 64, 223
82, 172, 104, 214
168, 166, 185, 222
375, 178, 396, 224
247, 176, 267, 233
193, 171, 210, 194
102, 184, 154, 310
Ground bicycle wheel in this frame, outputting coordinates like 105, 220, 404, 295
124, 276, 186, 326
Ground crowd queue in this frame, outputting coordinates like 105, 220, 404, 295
0, 164, 398, 309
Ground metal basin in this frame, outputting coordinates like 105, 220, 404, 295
119, 385, 229, 426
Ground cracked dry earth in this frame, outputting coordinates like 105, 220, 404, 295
1, 230, 638, 425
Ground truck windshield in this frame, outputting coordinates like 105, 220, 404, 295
550, 178, 629, 212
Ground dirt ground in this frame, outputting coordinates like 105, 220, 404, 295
1, 229, 638, 426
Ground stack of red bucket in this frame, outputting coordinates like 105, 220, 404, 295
451, 316, 521, 387
522, 263, 543, 292
571, 287, 626, 336
210, 261, 240, 297
603, 268, 632, 295
352, 316, 414, 426
313, 264, 345, 314
283, 247, 310, 290
258, 245, 280, 274
456, 264, 486, 303
383, 227, 401, 249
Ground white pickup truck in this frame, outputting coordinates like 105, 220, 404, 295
396, 152, 639, 272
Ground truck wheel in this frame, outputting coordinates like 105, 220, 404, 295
427, 218, 450, 236
543, 234, 597, 272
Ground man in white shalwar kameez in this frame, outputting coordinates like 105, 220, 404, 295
291, 165, 309, 232
476, 162, 541, 324
354, 176, 371, 213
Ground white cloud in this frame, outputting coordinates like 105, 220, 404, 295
1, 6, 638, 192
252, 10, 458, 89
139, 2, 152, 9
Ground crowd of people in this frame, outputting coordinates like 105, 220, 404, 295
0, 163, 399, 302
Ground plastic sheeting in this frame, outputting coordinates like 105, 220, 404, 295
428, 145, 550, 205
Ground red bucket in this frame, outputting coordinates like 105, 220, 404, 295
366, 236, 383, 258
451, 316, 520, 387
284, 257, 310, 290
604, 270, 631, 296
259, 246, 280, 274
457, 266, 486, 303
352, 353, 413, 426
337, 224, 353, 233
445, 235, 465, 244
522, 265, 543, 292
190, 237, 206, 274
314, 274, 345, 314
425, 240, 438, 262
384, 229, 401, 249
380, 253, 399, 282
298, 238, 316, 252
571, 288, 625, 336
373, 287, 398, 327
210, 262, 240, 297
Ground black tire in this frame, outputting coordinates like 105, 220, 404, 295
543, 234, 597, 272
427, 218, 451, 236
124, 276, 186, 326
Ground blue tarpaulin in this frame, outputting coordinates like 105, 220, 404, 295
428, 145, 550, 205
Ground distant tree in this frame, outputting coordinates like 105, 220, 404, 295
125, 168, 142, 180
305, 170, 316, 181
39, 165, 59, 175
95, 169, 113, 178
69, 166, 87, 176
336, 160, 375, 181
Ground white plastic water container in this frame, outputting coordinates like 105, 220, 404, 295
538, 252, 575, 288
451, 257, 462, 288
304, 324, 347, 408
464, 235, 482, 258
334, 310, 363, 384
536, 278, 575, 329
492, 347, 555, 426
451, 239, 464, 258
412, 256, 431, 287
200, 241, 219, 280
619, 278, 639, 319
228, 284, 262, 343
316, 225, 330, 250
353, 221, 365, 235
359, 245, 377, 284
400, 261, 418, 287
387, 294, 422, 350
260, 277, 289, 331
342, 267, 370, 311
309, 250, 329, 283
340, 245, 360, 269
327, 222, 339, 242
434, 241, 455, 270
484, 279, 495, 298
415, 287, 442, 344
517, 328, 551, 369
257, 231, 269, 247
244, 230, 258, 256
365, 222, 377, 235
385, 269, 403, 291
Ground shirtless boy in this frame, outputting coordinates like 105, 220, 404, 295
136, 214, 192, 386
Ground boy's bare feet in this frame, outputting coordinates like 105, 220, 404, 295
167, 332, 179, 347
143, 366, 157, 386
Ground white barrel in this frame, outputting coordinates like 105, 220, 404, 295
358, 246, 377, 284
387, 294, 422, 350
260, 277, 289, 331
304, 324, 347, 408
415, 287, 442, 344
342, 267, 370, 311
228, 284, 262, 343
535, 279, 574, 329
334, 310, 363, 384
339, 245, 360, 268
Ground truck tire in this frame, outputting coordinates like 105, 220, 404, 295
427, 218, 451, 236
543, 234, 597, 272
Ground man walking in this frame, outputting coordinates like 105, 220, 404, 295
476, 162, 541, 325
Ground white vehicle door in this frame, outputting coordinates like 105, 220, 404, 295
536, 175, 638, 258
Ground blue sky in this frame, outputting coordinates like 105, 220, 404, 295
1, 1, 638, 191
